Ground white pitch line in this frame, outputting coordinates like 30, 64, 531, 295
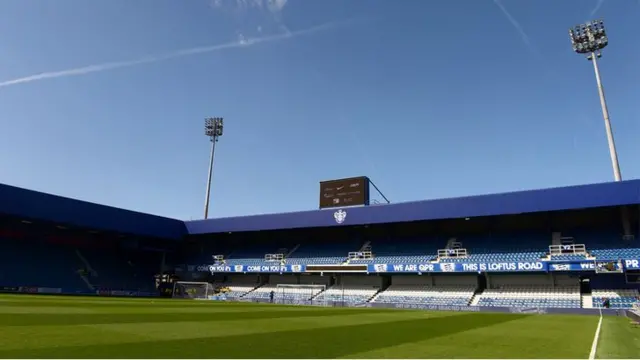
589, 309, 603, 359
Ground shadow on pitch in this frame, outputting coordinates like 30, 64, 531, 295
0, 313, 528, 358
0, 307, 396, 326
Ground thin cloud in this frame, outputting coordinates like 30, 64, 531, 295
0, 21, 343, 88
492, 0, 538, 56
211, 0, 291, 36
588, 0, 605, 19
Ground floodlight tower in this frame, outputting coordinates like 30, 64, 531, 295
569, 20, 621, 181
203, 117, 224, 219
570, 21, 634, 240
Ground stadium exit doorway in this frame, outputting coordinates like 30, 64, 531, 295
477, 274, 487, 292
579, 276, 591, 294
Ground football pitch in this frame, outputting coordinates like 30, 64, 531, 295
0, 295, 637, 358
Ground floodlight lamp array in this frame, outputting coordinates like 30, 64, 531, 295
569, 20, 608, 55
204, 117, 224, 137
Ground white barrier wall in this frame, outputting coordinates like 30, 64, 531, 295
553, 274, 579, 287
339, 275, 383, 287
269, 275, 297, 284
488, 274, 553, 288
228, 275, 260, 284
433, 275, 477, 286
391, 275, 433, 286
299, 275, 331, 285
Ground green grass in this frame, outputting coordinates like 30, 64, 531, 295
596, 315, 640, 359
0, 295, 636, 358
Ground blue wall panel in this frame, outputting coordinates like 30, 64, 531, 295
185, 180, 640, 234
0, 184, 185, 239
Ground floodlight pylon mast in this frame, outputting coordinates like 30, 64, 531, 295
569, 20, 632, 239
589, 54, 621, 182
569, 20, 621, 182
204, 117, 224, 220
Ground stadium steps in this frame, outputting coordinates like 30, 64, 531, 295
358, 241, 372, 252
365, 289, 382, 303
368, 291, 383, 303
78, 273, 95, 291
75, 249, 98, 276
285, 244, 300, 257
310, 288, 327, 301
239, 284, 265, 297
469, 291, 482, 306
581, 294, 593, 309
368, 283, 390, 303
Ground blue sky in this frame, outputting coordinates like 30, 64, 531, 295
0, 0, 638, 220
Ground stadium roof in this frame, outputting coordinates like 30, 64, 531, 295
187, 179, 640, 234
1, 180, 639, 238
0, 183, 185, 239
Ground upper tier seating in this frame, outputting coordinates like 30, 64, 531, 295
568, 233, 640, 260
225, 258, 281, 267
475, 285, 580, 308
373, 285, 476, 306
0, 238, 87, 290
0, 237, 159, 292
286, 257, 342, 265
313, 285, 379, 304
350, 238, 441, 264
446, 235, 548, 263
80, 248, 158, 291
549, 254, 588, 261
223, 244, 288, 267
592, 289, 640, 309
285, 241, 360, 265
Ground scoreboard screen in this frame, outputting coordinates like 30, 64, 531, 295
319, 176, 370, 209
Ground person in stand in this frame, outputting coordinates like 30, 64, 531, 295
602, 297, 610, 309
269, 290, 275, 304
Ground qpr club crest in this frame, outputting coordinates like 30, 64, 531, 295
439, 263, 456, 272
333, 209, 347, 224
374, 264, 388, 272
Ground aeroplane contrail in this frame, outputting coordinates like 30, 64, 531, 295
588, 0, 605, 19
0, 21, 343, 88
492, 0, 538, 56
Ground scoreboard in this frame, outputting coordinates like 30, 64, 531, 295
319, 176, 370, 209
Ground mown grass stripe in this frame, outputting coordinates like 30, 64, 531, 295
0, 313, 526, 358
0, 308, 399, 326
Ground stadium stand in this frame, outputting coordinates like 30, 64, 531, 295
350, 238, 441, 264
313, 285, 379, 304
210, 282, 257, 298
0, 180, 638, 314
592, 289, 640, 309
373, 285, 476, 306
284, 240, 359, 265
0, 237, 87, 290
474, 285, 581, 308
579, 233, 640, 260
445, 235, 548, 263
241, 284, 324, 303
